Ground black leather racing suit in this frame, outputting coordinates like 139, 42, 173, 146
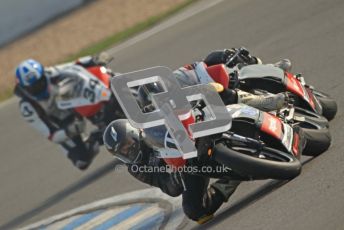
126, 49, 260, 221
127, 140, 240, 221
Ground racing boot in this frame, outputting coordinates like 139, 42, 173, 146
85, 134, 100, 161
237, 90, 287, 112
197, 180, 241, 224
274, 59, 292, 72
73, 141, 99, 170
68, 134, 100, 170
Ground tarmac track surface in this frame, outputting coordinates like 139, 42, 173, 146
0, 0, 344, 229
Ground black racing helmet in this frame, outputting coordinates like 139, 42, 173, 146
103, 119, 142, 164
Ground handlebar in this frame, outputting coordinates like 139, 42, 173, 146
225, 47, 252, 67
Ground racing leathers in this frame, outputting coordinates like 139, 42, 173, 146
14, 57, 119, 170
173, 61, 287, 112
128, 49, 288, 222
126, 136, 240, 223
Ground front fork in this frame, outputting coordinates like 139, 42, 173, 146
221, 132, 265, 150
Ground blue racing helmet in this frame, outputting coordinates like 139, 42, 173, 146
15, 59, 49, 100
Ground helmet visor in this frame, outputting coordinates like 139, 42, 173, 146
25, 75, 48, 97
115, 136, 141, 163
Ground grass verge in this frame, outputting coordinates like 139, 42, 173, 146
0, 88, 13, 102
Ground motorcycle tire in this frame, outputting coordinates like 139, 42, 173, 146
312, 90, 337, 121
302, 128, 331, 156
213, 143, 301, 180
294, 107, 329, 128
292, 110, 331, 156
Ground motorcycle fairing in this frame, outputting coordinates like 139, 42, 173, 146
285, 72, 305, 98
238, 64, 285, 81
305, 86, 323, 114
226, 104, 296, 155
281, 122, 294, 154
144, 125, 187, 167
206, 64, 230, 88
285, 72, 315, 108
56, 65, 111, 110
260, 112, 283, 140
238, 64, 322, 114
226, 104, 283, 140
292, 132, 300, 157
142, 115, 193, 160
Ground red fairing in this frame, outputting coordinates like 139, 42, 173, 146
285, 72, 305, 98
74, 102, 104, 117
206, 64, 230, 88
285, 72, 316, 109
164, 158, 187, 168
292, 132, 300, 157
87, 66, 110, 87
74, 66, 110, 117
260, 112, 283, 140
305, 88, 316, 109
181, 111, 196, 136
163, 111, 196, 168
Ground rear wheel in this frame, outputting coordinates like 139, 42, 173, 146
302, 128, 331, 156
213, 143, 301, 180
312, 90, 337, 120
293, 110, 331, 156
294, 107, 329, 128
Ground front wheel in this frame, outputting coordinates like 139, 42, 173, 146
294, 107, 329, 128
312, 90, 337, 120
213, 143, 301, 180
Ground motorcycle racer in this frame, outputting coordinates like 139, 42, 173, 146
103, 119, 240, 224
103, 57, 291, 223
139, 61, 288, 113
14, 55, 122, 170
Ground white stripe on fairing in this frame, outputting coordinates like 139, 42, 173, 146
74, 207, 127, 230
109, 205, 163, 230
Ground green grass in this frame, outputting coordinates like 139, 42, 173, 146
0, 88, 13, 102
65, 0, 196, 61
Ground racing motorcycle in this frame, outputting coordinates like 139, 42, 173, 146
142, 99, 304, 180
269, 103, 330, 156
135, 80, 309, 180
139, 63, 331, 158
55, 53, 125, 140
211, 47, 338, 121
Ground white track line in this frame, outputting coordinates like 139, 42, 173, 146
109, 205, 162, 230
21, 188, 184, 230
74, 206, 128, 230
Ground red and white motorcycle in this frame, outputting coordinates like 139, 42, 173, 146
55, 54, 125, 140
